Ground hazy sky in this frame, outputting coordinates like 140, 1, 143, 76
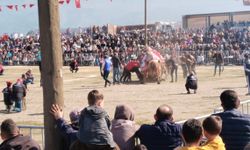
0, 0, 249, 34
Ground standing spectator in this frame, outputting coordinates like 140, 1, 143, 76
2, 81, 13, 113
135, 104, 182, 150
76, 90, 116, 149
244, 55, 250, 95
175, 119, 203, 150
70, 59, 79, 73
201, 116, 225, 150
101, 55, 112, 87
0, 119, 41, 150
185, 72, 198, 94
215, 90, 250, 150
111, 105, 139, 150
12, 79, 26, 112
111, 52, 122, 85
213, 50, 224, 76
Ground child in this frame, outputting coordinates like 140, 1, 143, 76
175, 119, 203, 150
201, 116, 225, 150
77, 90, 116, 150
2, 81, 13, 113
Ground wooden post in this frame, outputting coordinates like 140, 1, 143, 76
37, 0, 64, 149
144, 0, 148, 46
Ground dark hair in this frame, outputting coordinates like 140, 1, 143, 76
203, 116, 222, 135
133, 144, 148, 150
87, 90, 104, 105
220, 90, 239, 110
182, 119, 203, 144
156, 104, 173, 121
1, 119, 19, 137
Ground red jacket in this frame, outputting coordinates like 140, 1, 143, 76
126, 61, 140, 71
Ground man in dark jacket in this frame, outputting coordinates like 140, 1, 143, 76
111, 53, 121, 85
0, 119, 41, 150
185, 72, 198, 94
135, 104, 182, 150
213, 50, 224, 76
215, 90, 250, 150
12, 79, 26, 112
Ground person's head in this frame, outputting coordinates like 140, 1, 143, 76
202, 116, 222, 140
6, 81, 12, 87
114, 105, 135, 121
220, 90, 240, 110
0, 119, 19, 140
69, 109, 80, 124
133, 144, 148, 150
182, 119, 203, 146
87, 90, 104, 107
154, 104, 173, 121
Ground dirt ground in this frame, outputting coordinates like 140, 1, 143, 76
0, 65, 248, 125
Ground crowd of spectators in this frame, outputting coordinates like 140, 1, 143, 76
1, 20, 250, 67
2, 89, 248, 150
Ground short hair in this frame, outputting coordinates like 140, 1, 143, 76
87, 90, 104, 105
182, 119, 203, 144
133, 144, 148, 150
220, 90, 239, 110
1, 119, 19, 137
203, 116, 222, 135
156, 104, 173, 120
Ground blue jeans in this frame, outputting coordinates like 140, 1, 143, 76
113, 67, 120, 83
14, 98, 22, 112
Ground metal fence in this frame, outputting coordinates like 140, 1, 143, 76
6, 99, 250, 149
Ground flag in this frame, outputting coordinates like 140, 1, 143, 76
243, 0, 250, 5
75, 0, 81, 8
15, 5, 18, 11
29, 4, 35, 8
66, 0, 71, 4
7, 5, 13, 10
22, 4, 26, 9
59, 0, 65, 4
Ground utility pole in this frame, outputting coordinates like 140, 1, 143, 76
38, 0, 64, 150
144, 0, 148, 46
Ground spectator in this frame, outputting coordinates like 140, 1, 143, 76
215, 90, 250, 150
133, 144, 148, 150
77, 90, 116, 149
175, 119, 203, 150
111, 105, 139, 150
201, 116, 225, 150
213, 50, 224, 76
2, 81, 13, 113
0, 119, 41, 150
135, 104, 182, 150
25, 69, 34, 84
12, 79, 26, 112
185, 72, 198, 94
0, 62, 4, 75
50, 104, 79, 150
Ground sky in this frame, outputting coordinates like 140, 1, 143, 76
0, 0, 249, 34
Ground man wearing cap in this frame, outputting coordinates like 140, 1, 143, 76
12, 79, 26, 112
2, 81, 13, 113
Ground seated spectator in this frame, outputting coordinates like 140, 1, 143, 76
25, 69, 34, 84
0, 119, 41, 150
133, 144, 148, 150
185, 72, 197, 94
135, 104, 182, 150
50, 104, 79, 150
70, 59, 79, 73
111, 105, 139, 150
0, 63, 4, 75
215, 90, 250, 150
201, 116, 225, 150
77, 90, 116, 149
175, 119, 203, 150
2, 81, 13, 113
